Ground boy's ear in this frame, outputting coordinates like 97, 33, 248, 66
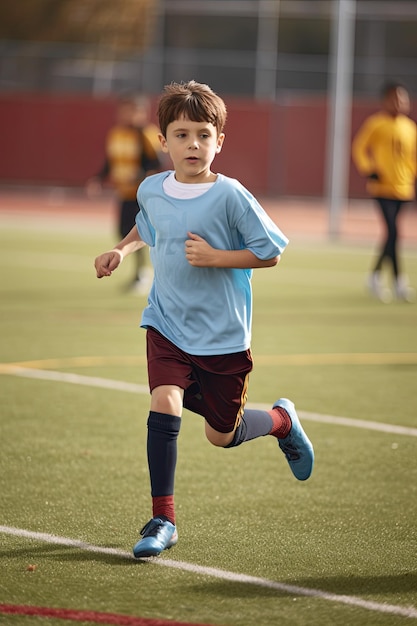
216, 133, 225, 153
158, 133, 169, 153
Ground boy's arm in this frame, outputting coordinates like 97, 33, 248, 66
95, 225, 146, 278
185, 232, 279, 269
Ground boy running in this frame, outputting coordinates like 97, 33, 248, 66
94, 81, 314, 558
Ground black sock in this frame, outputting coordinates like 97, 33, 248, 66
147, 411, 181, 496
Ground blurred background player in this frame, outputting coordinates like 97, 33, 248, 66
352, 82, 417, 302
87, 96, 162, 293
133, 95, 163, 157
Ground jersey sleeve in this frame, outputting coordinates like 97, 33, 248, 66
228, 182, 289, 259
135, 181, 156, 246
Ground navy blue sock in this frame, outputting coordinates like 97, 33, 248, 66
224, 409, 273, 448
147, 411, 181, 496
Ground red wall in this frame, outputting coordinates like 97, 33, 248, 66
0, 92, 412, 197
0, 93, 116, 186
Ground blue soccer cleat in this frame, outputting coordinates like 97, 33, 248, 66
273, 398, 314, 481
133, 517, 178, 558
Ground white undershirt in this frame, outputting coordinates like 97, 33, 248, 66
163, 171, 215, 199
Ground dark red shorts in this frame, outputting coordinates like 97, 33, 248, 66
146, 327, 253, 433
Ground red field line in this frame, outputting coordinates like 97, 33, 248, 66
0, 604, 218, 626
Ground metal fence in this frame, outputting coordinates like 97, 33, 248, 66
1, 0, 416, 97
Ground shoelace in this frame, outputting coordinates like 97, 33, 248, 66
280, 441, 300, 461
140, 519, 164, 537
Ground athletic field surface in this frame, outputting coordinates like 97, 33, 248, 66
1, 186, 416, 626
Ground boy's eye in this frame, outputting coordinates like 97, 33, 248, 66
174, 131, 211, 139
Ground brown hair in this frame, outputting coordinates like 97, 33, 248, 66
157, 80, 227, 137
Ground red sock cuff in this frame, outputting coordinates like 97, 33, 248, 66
152, 495, 175, 525
268, 407, 291, 439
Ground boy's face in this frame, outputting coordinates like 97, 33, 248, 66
159, 115, 225, 183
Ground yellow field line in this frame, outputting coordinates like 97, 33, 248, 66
254, 352, 417, 365
1, 352, 417, 374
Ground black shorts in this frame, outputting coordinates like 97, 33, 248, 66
146, 327, 253, 433
119, 199, 139, 239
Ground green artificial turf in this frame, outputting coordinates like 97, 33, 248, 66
0, 214, 416, 626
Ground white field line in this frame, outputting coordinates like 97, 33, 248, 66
4, 365, 149, 395
3, 365, 417, 438
1, 525, 416, 620
2, 367, 417, 618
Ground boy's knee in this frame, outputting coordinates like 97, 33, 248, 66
207, 437, 226, 448
204, 422, 246, 448
223, 421, 247, 448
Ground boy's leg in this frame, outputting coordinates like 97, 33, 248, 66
147, 410, 181, 524
133, 409, 181, 558
185, 353, 314, 482
134, 379, 184, 560
224, 405, 291, 443
225, 401, 314, 481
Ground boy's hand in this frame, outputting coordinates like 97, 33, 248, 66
185, 232, 216, 266
94, 249, 123, 278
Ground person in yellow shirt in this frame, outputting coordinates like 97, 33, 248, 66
352, 83, 416, 302
87, 97, 161, 293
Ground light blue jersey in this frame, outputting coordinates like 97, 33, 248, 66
136, 171, 288, 356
